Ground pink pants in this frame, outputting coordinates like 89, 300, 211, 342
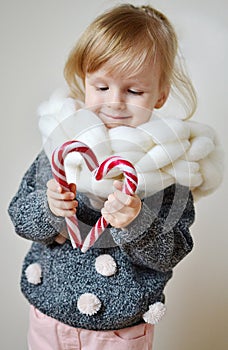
28, 306, 154, 350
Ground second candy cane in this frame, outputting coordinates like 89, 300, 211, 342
81, 155, 138, 252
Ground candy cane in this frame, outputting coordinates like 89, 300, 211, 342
81, 155, 138, 253
52, 141, 138, 252
51, 140, 99, 248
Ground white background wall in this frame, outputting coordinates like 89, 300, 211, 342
1, 0, 227, 349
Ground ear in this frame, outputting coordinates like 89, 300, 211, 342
155, 85, 170, 109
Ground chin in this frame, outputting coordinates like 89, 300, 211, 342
105, 122, 133, 129
105, 123, 119, 129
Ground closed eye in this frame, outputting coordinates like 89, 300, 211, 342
128, 89, 143, 95
97, 86, 109, 91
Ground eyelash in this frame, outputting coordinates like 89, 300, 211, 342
128, 89, 143, 95
96, 87, 143, 95
97, 87, 108, 91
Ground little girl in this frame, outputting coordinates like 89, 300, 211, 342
8, 4, 222, 350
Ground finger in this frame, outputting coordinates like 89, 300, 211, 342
69, 183, 76, 195
47, 190, 75, 201
101, 208, 115, 222
101, 209, 129, 228
55, 234, 67, 244
52, 199, 78, 211
104, 196, 125, 214
47, 179, 62, 193
105, 190, 133, 213
53, 207, 77, 218
113, 180, 123, 191
113, 190, 133, 206
47, 179, 76, 198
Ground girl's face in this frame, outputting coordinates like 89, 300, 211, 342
84, 61, 169, 128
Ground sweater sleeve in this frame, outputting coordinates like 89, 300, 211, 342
111, 184, 195, 272
8, 151, 66, 244
8, 150, 102, 245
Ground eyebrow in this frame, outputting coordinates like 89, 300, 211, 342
87, 73, 152, 88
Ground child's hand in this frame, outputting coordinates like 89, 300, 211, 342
101, 180, 141, 229
46, 179, 78, 218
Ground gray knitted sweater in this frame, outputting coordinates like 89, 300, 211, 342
8, 150, 194, 330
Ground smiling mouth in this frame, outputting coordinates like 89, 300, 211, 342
101, 112, 131, 120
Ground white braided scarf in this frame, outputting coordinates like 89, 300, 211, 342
39, 90, 223, 209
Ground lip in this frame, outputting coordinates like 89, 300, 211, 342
101, 112, 131, 120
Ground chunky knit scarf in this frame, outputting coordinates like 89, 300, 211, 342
39, 90, 223, 209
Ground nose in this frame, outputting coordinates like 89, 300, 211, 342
107, 89, 126, 110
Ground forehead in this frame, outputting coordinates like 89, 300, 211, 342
86, 60, 161, 85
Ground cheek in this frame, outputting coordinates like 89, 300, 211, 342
85, 92, 104, 117
128, 102, 152, 118
84, 89, 94, 108
137, 109, 152, 124
126, 104, 152, 127
85, 90, 98, 108
129, 94, 154, 111
142, 97, 156, 111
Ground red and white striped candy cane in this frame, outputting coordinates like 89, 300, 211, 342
81, 155, 138, 253
51, 140, 99, 248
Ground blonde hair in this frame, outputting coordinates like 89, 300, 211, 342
64, 4, 197, 119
